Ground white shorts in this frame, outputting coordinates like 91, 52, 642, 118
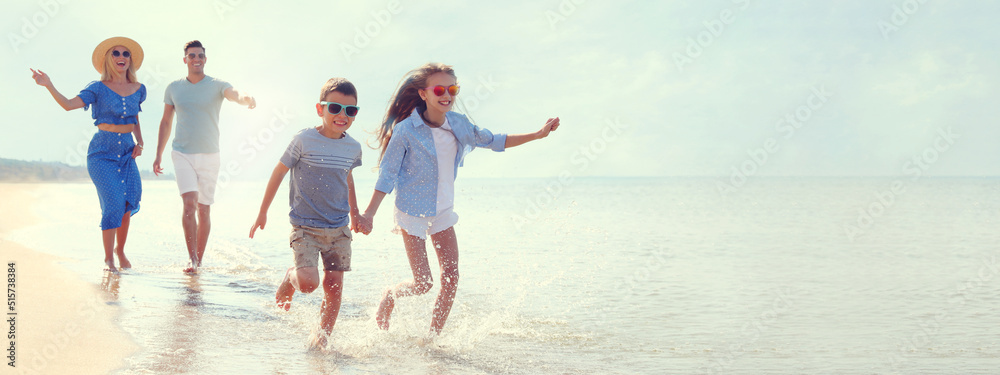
392, 206, 459, 240
171, 150, 221, 205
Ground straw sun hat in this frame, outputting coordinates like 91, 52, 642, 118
91, 36, 144, 74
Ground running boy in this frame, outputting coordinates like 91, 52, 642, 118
249, 78, 369, 349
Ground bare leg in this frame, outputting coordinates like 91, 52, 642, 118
312, 270, 344, 349
376, 231, 433, 330
101, 228, 118, 274
429, 227, 459, 335
181, 192, 200, 272
276, 266, 320, 310
196, 203, 211, 267
115, 212, 132, 269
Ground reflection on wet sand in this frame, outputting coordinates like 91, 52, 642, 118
100, 271, 120, 303
147, 274, 204, 373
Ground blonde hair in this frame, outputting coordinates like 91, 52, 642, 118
100, 46, 138, 83
373, 63, 456, 164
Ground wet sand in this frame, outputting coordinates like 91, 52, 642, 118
1, 183, 137, 374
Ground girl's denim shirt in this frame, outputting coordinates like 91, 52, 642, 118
375, 108, 506, 217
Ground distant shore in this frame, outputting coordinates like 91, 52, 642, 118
0, 158, 172, 182
0, 183, 137, 374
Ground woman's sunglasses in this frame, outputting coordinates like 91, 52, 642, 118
112, 50, 131, 58
320, 102, 360, 117
427, 85, 460, 96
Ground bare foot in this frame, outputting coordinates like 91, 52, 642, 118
376, 289, 395, 330
416, 334, 436, 347
308, 330, 329, 351
275, 267, 295, 311
183, 254, 201, 274
104, 259, 119, 274
116, 248, 131, 270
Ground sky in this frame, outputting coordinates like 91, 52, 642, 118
2, 0, 998, 179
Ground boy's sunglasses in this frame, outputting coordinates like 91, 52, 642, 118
112, 50, 131, 58
427, 85, 460, 96
320, 102, 360, 117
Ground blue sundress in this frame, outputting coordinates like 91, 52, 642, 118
78, 81, 146, 230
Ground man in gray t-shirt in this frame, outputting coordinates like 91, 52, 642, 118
152, 40, 256, 273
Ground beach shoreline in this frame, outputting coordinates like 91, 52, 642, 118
1, 183, 137, 375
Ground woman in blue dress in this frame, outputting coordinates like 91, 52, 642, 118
31, 36, 147, 273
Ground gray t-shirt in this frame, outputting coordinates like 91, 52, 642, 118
280, 128, 362, 228
164, 76, 233, 154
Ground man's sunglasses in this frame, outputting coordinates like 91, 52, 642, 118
427, 85, 460, 96
112, 50, 131, 58
320, 102, 360, 117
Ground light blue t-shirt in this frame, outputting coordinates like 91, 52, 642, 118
280, 128, 362, 228
164, 76, 233, 154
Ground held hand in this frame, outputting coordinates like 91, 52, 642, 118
250, 213, 267, 239
30, 69, 52, 88
244, 96, 257, 110
131, 144, 143, 159
351, 211, 372, 235
538, 117, 560, 139
152, 156, 163, 176
362, 216, 373, 235
350, 211, 361, 233
359, 213, 374, 235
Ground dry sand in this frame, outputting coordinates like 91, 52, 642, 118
1, 183, 137, 374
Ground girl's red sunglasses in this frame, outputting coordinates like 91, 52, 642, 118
427, 85, 460, 96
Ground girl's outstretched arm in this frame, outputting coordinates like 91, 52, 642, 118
505, 117, 560, 149
250, 162, 290, 238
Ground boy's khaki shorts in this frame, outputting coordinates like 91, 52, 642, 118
289, 225, 352, 272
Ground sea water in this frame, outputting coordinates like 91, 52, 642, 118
7, 177, 1000, 374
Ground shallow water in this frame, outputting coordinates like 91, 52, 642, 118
8, 177, 1000, 374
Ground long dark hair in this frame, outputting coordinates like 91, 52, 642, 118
373, 62, 456, 164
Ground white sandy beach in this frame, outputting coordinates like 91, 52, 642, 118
1, 183, 136, 375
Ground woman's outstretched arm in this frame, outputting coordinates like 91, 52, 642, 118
31, 69, 84, 111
